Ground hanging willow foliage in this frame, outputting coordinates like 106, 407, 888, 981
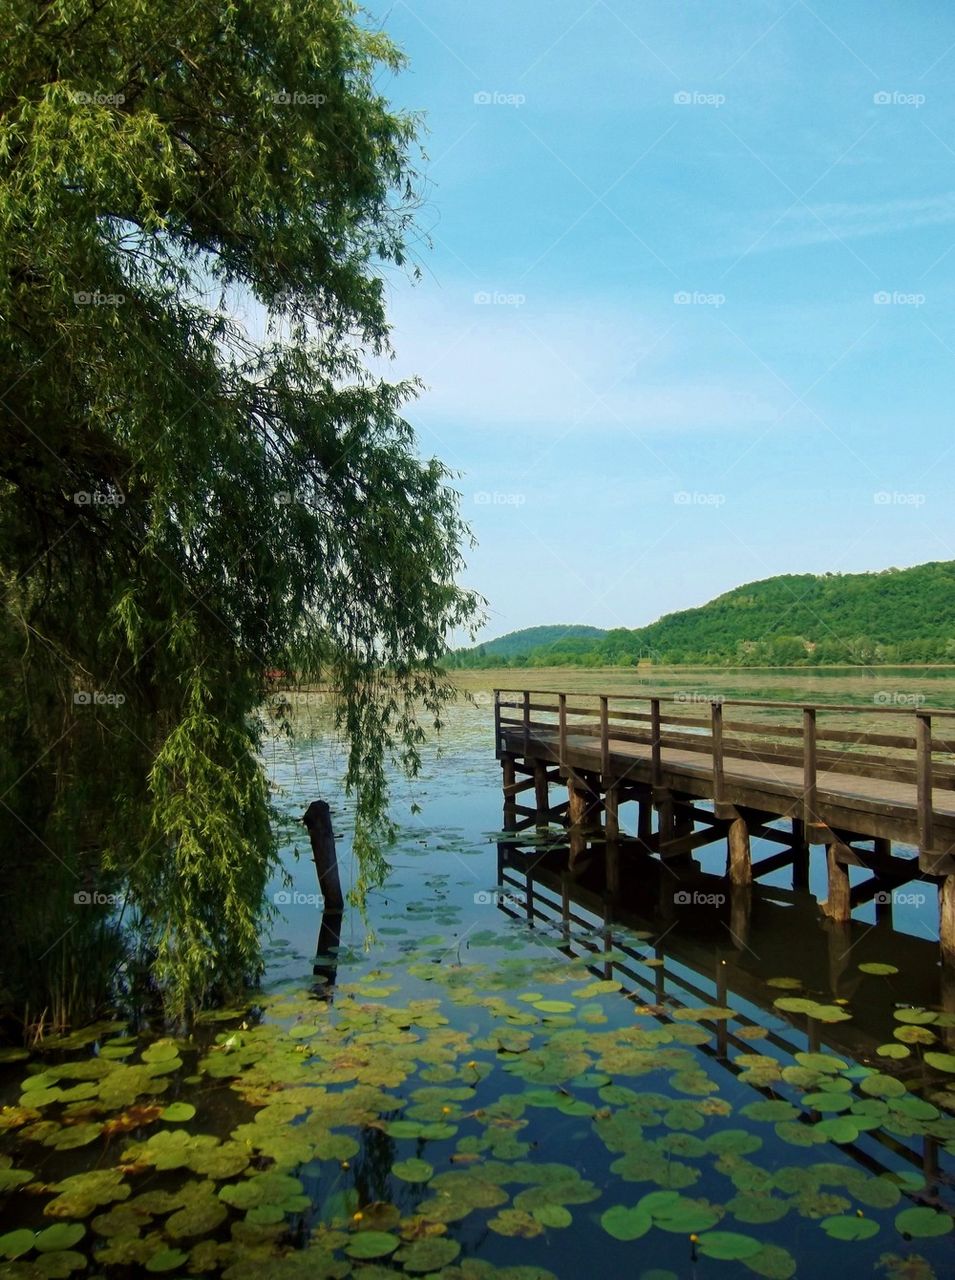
0, 0, 480, 1018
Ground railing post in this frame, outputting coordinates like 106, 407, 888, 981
711, 700, 724, 803
803, 707, 817, 824
494, 690, 501, 759
558, 693, 568, 768
600, 695, 610, 778
916, 711, 934, 851
522, 689, 530, 756
651, 698, 662, 786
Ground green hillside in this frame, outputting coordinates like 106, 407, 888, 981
453, 625, 606, 663
451, 562, 955, 668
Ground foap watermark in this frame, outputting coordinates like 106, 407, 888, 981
74, 890, 123, 906
273, 890, 323, 907
874, 691, 926, 707
674, 890, 725, 907
474, 290, 526, 307
675, 692, 724, 705
874, 291, 925, 307
74, 291, 125, 306
72, 90, 125, 106
674, 290, 725, 307
73, 691, 126, 707
474, 90, 526, 108
874, 90, 925, 108
674, 490, 725, 507
474, 491, 525, 507
73, 487, 125, 507
873, 490, 925, 507
271, 90, 327, 106
474, 889, 522, 907
873, 889, 927, 907
674, 90, 725, 108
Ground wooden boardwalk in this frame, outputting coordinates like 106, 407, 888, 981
494, 689, 955, 964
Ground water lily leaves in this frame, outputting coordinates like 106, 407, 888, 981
895, 1207, 953, 1238
696, 1230, 762, 1260
141, 1039, 182, 1064
0, 1228, 36, 1260
894, 1025, 936, 1045
531, 1204, 572, 1228
859, 963, 898, 976
600, 1204, 652, 1240
145, 1245, 188, 1272
394, 1237, 462, 1270
35, 1224, 86, 1253
638, 1192, 721, 1234
392, 1159, 434, 1183
794, 1052, 846, 1074
44, 1169, 130, 1217
343, 1230, 400, 1258
924, 1051, 955, 1073
894, 1009, 937, 1026
877, 1044, 910, 1060
165, 1188, 228, 1238
727, 1192, 789, 1224
160, 1102, 196, 1123
705, 1129, 763, 1156
0, 1167, 35, 1191
743, 1243, 797, 1279
802, 1093, 854, 1113
773, 997, 817, 1014
860, 1074, 907, 1099
219, 1172, 305, 1212
741, 1100, 799, 1123
813, 1117, 861, 1144
488, 1209, 543, 1238
821, 1214, 879, 1240
766, 977, 802, 989
849, 1177, 901, 1210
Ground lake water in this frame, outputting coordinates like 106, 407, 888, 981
0, 668, 953, 1278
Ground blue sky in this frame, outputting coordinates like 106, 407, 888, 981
368, 0, 955, 641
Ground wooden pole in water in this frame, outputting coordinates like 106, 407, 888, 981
823, 841, 851, 922
727, 815, 751, 886
302, 800, 345, 911
941, 874, 955, 971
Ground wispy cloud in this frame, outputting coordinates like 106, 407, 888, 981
741, 191, 955, 253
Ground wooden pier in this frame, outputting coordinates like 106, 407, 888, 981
493, 688, 955, 965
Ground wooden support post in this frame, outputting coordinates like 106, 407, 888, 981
728, 883, 751, 950
941, 874, 955, 971
522, 689, 531, 756
727, 815, 751, 886
560, 872, 571, 938
493, 690, 502, 759
567, 775, 588, 866
302, 800, 345, 911
534, 761, 549, 829
605, 838, 620, 898
654, 947, 665, 1003
791, 816, 809, 890
658, 793, 674, 845
313, 907, 344, 989
650, 698, 662, 787
638, 800, 652, 843
802, 707, 817, 824
604, 785, 619, 843
711, 700, 724, 803
605, 784, 621, 898
558, 693, 568, 768
823, 841, 852, 922
526, 873, 535, 927
916, 712, 934, 853
599, 695, 610, 779
502, 755, 517, 831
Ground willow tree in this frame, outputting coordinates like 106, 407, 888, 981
0, 0, 478, 1019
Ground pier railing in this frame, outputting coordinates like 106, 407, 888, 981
494, 689, 955, 847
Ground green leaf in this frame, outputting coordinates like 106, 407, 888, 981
820, 1214, 879, 1240
696, 1230, 762, 1260
600, 1205, 652, 1240
392, 1158, 433, 1183
894, 1206, 953, 1238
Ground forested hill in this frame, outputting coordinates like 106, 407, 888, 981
455, 625, 606, 662
450, 562, 955, 668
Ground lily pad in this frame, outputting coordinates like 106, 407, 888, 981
392, 1159, 433, 1183
600, 1204, 652, 1240
820, 1214, 879, 1240
895, 1206, 953, 1238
